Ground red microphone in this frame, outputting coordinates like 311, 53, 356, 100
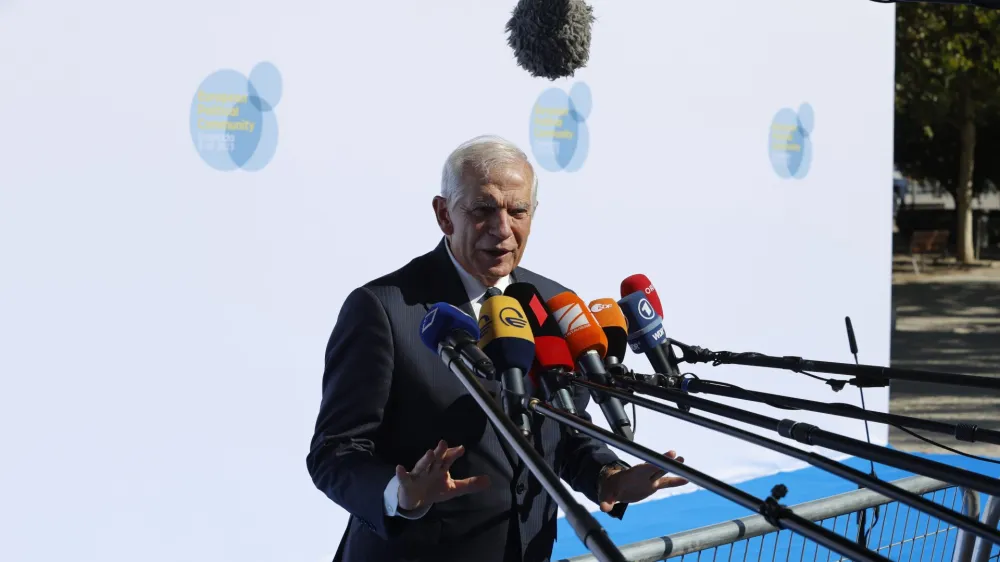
620, 274, 663, 318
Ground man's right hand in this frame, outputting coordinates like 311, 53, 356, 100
395, 440, 492, 512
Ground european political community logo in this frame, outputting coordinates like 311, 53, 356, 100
769, 103, 814, 179
190, 62, 282, 172
529, 82, 592, 173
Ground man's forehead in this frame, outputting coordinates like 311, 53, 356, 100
465, 186, 532, 206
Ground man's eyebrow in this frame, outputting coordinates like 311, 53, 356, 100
467, 197, 531, 209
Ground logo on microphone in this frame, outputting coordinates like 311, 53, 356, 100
499, 307, 528, 329
478, 314, 493, 339
529, 82, 591, 173
421, 308, 438, 333
644, 285, 656, 295
190, 62, 282, 172
769, 103, 814, 179
637, 298, 656, 321
590, 303, 612, 313
553, 303, 590, 336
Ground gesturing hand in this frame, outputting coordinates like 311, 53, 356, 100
396, 440, 492, 512
598, 450, 689, 513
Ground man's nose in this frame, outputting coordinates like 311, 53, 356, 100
489, 210, 514, 239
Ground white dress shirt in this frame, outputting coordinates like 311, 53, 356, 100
382, 238, 511, 519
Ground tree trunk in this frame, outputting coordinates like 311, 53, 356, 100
955, 89, 977, 264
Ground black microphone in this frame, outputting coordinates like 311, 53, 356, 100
506, 0, 595, 80
478, 295, 537, 439
503, 283, 580, 425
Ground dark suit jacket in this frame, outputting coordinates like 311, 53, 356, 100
306, 238, 621, 562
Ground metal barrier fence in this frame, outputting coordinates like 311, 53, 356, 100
562, 476, 992, 562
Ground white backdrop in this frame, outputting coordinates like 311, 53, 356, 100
0, 0, 895, 561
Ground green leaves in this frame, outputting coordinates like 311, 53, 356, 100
894, 3, 1000, 196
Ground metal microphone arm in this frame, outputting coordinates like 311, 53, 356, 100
434, 342, 626, 562
564, 376, 1000, 549
669, 375, 1000, 446
617, 375, 1000, 497
527, 400, 891, 562
671, 339, 1000, 391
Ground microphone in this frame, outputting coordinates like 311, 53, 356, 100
420, 302, 497, 380
617, 291, 680, 379
588, 299, 628, 368
478, 295, 536, 439
620, 274, 664, 319
503, 283, 581, 425
546, 292, 634, 441
505, 0, 595, 80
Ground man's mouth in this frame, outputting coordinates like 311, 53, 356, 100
482, 248, 513, 258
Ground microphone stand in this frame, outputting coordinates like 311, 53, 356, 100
565, 377, 1000, 548
434, 343, 626, 562
616, 376, 1000, 498
668, 375, 1000, 446
671, 339, 1000, 391
526, 399, 891, 562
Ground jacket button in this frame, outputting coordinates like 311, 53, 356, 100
516, 482, 526, 494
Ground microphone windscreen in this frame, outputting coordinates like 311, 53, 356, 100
618, 291, 668, 354
589, 298, 628, 361
504, 282, 562, 339
420, 302, 480, 352
546, 292, 608, 359
534, 335, 575, 370
620, 274, 664, 319
478, 295, 536, 372
506, 0, 594, 80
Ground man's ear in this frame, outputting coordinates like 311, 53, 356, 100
433, 196, 454, 235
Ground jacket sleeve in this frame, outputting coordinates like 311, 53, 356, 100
556, 380, 623, 505
306, 286, 434, 541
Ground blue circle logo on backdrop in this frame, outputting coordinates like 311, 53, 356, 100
769, 103, 814, 179
529, 82, 592, 173
190, 62, 282, 172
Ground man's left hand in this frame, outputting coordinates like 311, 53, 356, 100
598, 451, 688, 513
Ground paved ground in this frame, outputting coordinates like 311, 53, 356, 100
889, 258, 1000, 457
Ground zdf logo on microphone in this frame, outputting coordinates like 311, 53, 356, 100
590, 302, 612, 313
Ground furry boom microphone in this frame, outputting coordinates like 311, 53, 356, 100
506, 0, 595, 80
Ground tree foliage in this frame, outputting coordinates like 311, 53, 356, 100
894, 3, 1000, 196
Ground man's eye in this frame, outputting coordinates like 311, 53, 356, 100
510, 209, 528, 218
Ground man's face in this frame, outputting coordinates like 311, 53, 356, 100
433, 160, 535, 286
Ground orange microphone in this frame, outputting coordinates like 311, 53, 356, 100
588, 298, 629, 368
546, 292, 634, 441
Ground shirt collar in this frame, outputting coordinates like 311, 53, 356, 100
445, 238, 511, 304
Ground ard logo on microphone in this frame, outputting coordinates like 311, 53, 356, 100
769, 102, 814, 179
190, 62, 282, 172
637, 299, 656, 321
499, 307, 528, 329
529, 82, 592, 173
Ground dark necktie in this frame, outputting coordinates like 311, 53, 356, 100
480, 286, 502, 304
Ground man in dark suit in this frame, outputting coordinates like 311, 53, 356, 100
306, 135, 686, 562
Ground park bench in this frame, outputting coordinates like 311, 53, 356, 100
909, 229, 949, 273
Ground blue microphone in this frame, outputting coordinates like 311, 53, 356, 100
420, 303, 496, 379
617, 291, 678, 377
